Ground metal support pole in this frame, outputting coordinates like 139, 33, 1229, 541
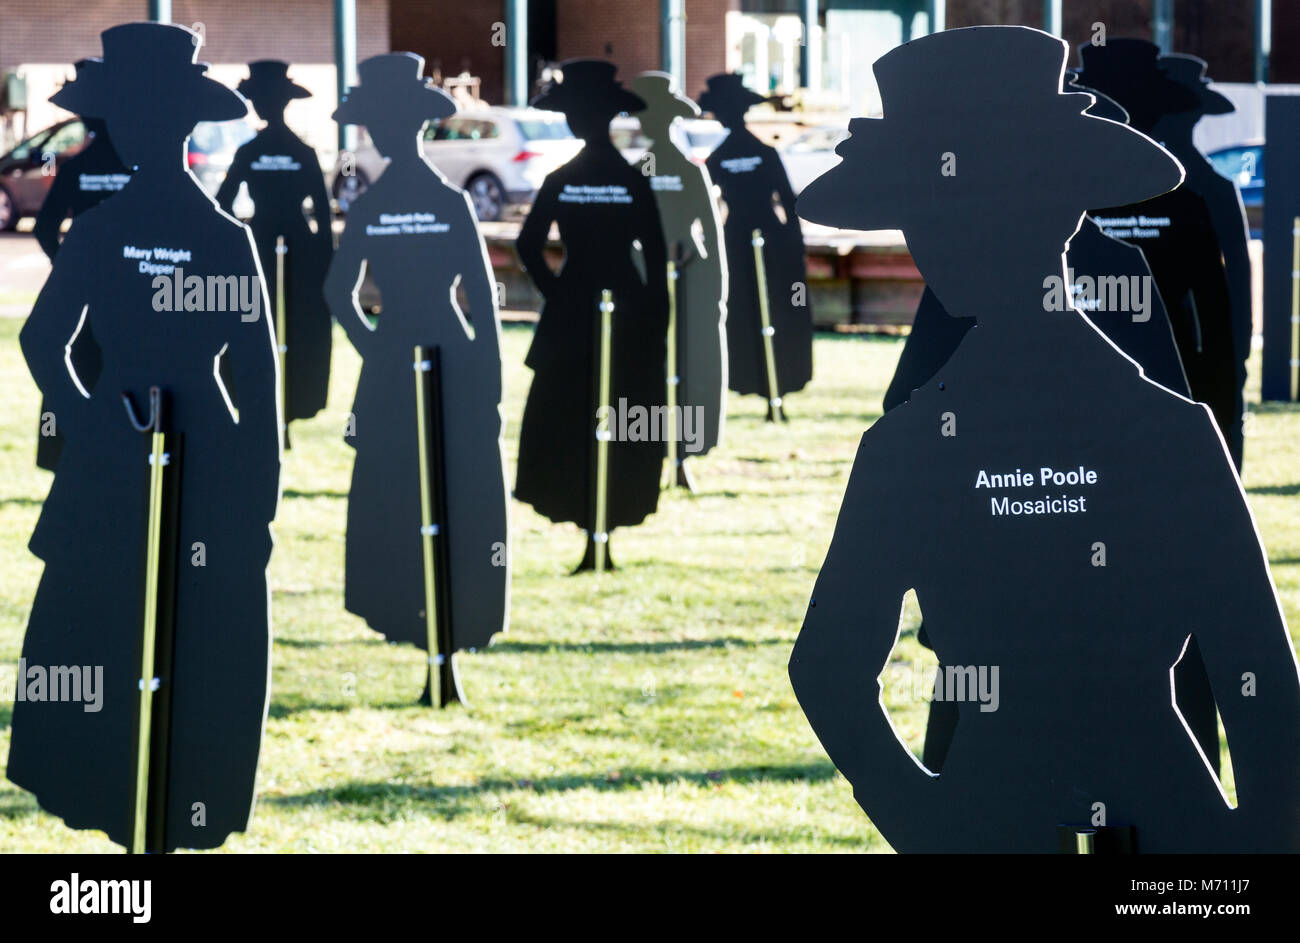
334, 0, 358, 153
799, 0, 817, 90
1290, 217, 1299, 401
506, 0, 529, 107
126, 387, 179, 854
275, 236, 288, 447
925, 0, 945, 34
1043, 0, 1061, 36
1255, 0, 1272, 84
1153, 0, 1174, 53
148, 0, 172, 23
752, 229, 785, 423
664, 260, 679, 488
661, 0, 686, 95
414, 346, 462, 706
594, 290, 614, 572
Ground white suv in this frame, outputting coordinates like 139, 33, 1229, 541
332, 106, 580, 221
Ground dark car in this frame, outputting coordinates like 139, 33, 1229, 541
0, 117, 254, 230
0, 118, 89, 230
1208, 142, 1263, 239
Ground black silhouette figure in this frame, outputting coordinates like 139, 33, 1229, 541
885, 81, 1218, 779
324, 54, 509, 661
31, 60, 130, 471
790, 26, 1300, 853
1079, 40, 1240, 469
700, 74, 812, 416
885, 78, 1189, 414
216, 61, 334, 433
631, 72, 728, 489
1153, 54, 1253, 463
7, 23, 280, 851
1261, 95, 1300, 400
514, 60, 669, 570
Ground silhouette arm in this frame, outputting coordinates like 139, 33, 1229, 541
228, 228, 281, 523
304, 151, 334, 249
33, 169, 74, 260
788, 434, 937, 840
214, 149, 248, 217
772, 155, 802, 238
516, 180, 559, 301
1211, 185, 1253, 374
20, 227, 91, 419
1187, 415, 1300, 843
323, 217, 376, 358
455, 192, 503, 407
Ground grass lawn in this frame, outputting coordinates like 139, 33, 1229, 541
0, 317, 1296, 852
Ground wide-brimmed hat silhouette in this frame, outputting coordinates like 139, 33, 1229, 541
1065, 69, 1129, 124
1159, 53, 1233, 116
798, 27, 1183, 232
1075, 38, 1200, 118
333, 53, 455, 126
49, 23, 246, 124
697, 73, 766, 117
237, 60, 312, 106
49, 59, 101, 114
631, 72, 699, 122
531, 59, 644, 118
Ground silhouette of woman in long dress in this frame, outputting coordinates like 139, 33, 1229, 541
324, 54, 508, 663
631, 72, 728, 489
7, 23, 280, 851
1153, 54, 1254, 469
514, 60, 669, 570
790, 26, 1300, 852
701, 74, 811, 414
883, 80, 1218, 779
1079, 40, 1240, 470
217, 61, 334, 433
31, 59, 130, 471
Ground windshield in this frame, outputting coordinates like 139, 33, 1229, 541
517, 118, 573, 140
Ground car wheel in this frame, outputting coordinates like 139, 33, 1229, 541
0, 185, 16, 232
332, 169, 369, 215
467, 173, 505, 222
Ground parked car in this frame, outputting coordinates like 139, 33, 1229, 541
1207, 141, 1263, 239
778, 124, 849, 196
187, 118, 256, 197
0, 117, 254, 230
0, 118, 89, 230
675, 118, 727, 164
332, 105, 581, 221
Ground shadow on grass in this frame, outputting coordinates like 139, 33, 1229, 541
264, 761, 841, 814
485, 636, 787, 655
1248, 483, 1300, 497
266, 697, 420, 719
282, 489, 348, 500
0, 496, 44, 508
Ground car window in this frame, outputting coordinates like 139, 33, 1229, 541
1209, 146, 1263, 186
517, 117, 573, 140
10, 126, 55, 161
41, 121, 86, 156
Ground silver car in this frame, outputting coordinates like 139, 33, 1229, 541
333, 105, 580, 220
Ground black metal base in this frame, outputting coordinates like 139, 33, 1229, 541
418, 653, 465, 708
1056, 824, 1137, 854
572, 535, 616, 574
765, 401, 788, 423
